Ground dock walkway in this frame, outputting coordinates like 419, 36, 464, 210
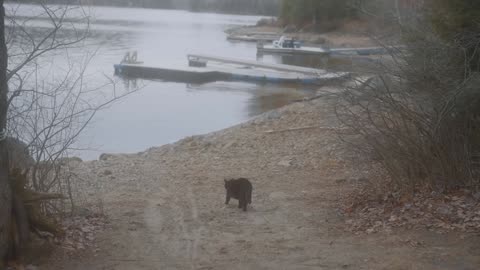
187, 54, 326, 76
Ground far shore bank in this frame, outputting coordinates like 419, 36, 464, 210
226, 24, 378, 48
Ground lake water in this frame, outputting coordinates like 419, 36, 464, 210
7, 4, 318, 160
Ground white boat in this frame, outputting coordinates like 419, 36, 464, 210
257, 36, 329, 55
272, 36, 302, 48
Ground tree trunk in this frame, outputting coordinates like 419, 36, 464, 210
0, 0, 12, 265
394, 0, 403, 26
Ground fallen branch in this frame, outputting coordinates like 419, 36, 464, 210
23, 192, 65, 204
293, 92, 337, 103
264, 126, 350, 134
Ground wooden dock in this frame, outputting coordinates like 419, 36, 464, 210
114, 54, 348, 85
187, 54, 327, 76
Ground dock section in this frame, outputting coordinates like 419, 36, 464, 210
187, 54, 327, 76
114, 64, 230, 84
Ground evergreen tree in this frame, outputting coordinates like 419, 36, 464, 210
280, 0, 352, 26
428, 0, 480, 71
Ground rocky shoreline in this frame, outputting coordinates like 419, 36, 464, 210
226, 24, 377, 48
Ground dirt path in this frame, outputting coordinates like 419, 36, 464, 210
44, 97, 480, 270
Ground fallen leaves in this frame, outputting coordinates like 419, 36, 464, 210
343, 188, 480, 235
56, 214, 107, 254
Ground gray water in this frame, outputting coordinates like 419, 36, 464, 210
8, 5, 318, 160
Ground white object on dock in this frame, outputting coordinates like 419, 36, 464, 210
257, 35, 329, 56
258, 43, 329, 56
257, 36, 402, 56
121, 51, 144, 64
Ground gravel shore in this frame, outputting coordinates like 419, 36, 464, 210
41, 88, 480, 270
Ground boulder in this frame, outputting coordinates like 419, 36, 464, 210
99, 153, 115, 161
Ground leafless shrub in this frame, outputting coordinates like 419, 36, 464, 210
5, 2, 139, 218
335, 17, 480, 193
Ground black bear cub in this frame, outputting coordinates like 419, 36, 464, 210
224, 178, 252, 211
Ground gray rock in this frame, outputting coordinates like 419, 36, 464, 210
356, 177, 369, 183
277, 158, 293, 167
102, 170, 113, 176
335, 178, 347, 184
264, 110, 281, 120
99, 153, 115, 161
436, 204, 453, 216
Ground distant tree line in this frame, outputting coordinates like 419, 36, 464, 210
280, 0, 355, 26
188, 0, 280, 15
7, 0, 281, 15
427, 0, 480, 71
278, 0, 430, 30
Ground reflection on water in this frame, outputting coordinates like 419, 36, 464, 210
247, 92, 302, 116
258, 53, 328, 69
8, 4, 321, 160
185, 82, 315, 117
258, 52, 376, 72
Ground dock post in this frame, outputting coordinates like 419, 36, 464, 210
257, 41, 264, 49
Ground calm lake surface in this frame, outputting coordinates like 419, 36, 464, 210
8, 4, 318, 160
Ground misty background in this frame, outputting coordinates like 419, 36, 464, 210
9, 0, 281, 15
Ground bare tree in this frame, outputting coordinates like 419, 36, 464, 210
334, 6, 480, 193
0, 0, 13, 266
1, 1, 140, 264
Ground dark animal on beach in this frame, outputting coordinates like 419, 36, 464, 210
224, 178, 252, 211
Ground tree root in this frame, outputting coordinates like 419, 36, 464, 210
5, 168, 65, 265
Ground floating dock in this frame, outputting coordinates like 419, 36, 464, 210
257, 43, 329, 56
114, 54, 348, 85
187, 54, 326, 76
258, 43, 401, 56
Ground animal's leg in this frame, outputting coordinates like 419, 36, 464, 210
243, 193, 248, 211
225, 194, 230, 205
